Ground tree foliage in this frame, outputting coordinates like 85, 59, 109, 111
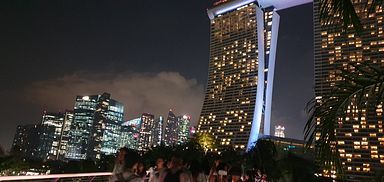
319, 0, 383, 34
305, 63, 384, 175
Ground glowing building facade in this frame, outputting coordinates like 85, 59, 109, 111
152, 116, 163, 147
41, 112, 65, 160
314, 0, 384, 180
65, 93, 124, 160
138, 113, 155, 151
66, 95, 98, 160
58, 111, 73, 160
177, 115, 191, 145
12, 124, 55, 160
121, 117, 141, 150
164, 110, 178, 146
88, 93, 124, 159
274, 125, 285, 138
197, 0, 280, 150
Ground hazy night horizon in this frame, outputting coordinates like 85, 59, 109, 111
0, 0, 313, 151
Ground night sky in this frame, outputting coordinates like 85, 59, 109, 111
0, 0, 313, 150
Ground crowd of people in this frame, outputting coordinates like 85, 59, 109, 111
108, 147, 268, 182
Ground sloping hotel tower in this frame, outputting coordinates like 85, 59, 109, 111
197, 0, 310, 150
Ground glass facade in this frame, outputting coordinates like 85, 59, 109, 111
314, 0, 384, 180
138, 113, 154, 151
152, 116, 163, 147
121, 117, 141, 150
88, 93, 124, 160
66, 95, 98, 160
164, 110, 178, 146
58, 111, 73, 160
41, 112, 65, 160
177, 115, 191, 145
66, 93, 124, 160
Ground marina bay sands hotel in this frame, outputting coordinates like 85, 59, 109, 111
196, 0, 311, 150
197, 0, 384, 180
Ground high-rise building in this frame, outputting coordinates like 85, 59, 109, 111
66, 93, 124, 160
41, 112, 65, 160
274, 125, 285, 138
122, 117, 142, 130
197, 0, 275, 150
152, 116, 163, 147
66, 95, 98, 160
138, 113, 154, 151
164, 110, 178, 146
121, 117, 141, 150
120, 125, 139, 150
314, 0, 384, 180
88, 93, 124, 160
12, 124, 55, 160
197, 0, 310, 151
177, 115, 191, 145
58, 111, 73, 160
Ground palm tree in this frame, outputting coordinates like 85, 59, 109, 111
320, 0, 383, 33
246, 139, 280, 180
305, 63, 384, 175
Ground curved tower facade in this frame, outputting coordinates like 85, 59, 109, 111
197, 0, 280, 150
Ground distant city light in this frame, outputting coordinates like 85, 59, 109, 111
82, 96, 89, 100
274, 125, 285, 138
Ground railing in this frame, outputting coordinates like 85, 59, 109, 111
0, 172, 112, 182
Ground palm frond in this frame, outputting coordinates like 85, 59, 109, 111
305, 63, 384, 177
319, 0, 384, 35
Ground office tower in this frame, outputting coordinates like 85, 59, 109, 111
177, 115, 191, 145
88, 93, 124, 160
120, 126, 139, 150
66, 95, 99, 160
152, 116, 163, 147
41, 112, 65, 160
121, 117, 141, 150
66, 93, 124, 160
138, 113, 154, 151
274, 125, 285, 138
58, 111, 73, 160
314, 0, 384, 180
164, 110, 178, 146
12, 124, 55, 160
122, 117, 142, 130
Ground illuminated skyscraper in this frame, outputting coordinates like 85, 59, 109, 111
121, 117, 141, 150
41, 112, 65, 160
88, 93, 124, 159
274, 125, 285, 138
138, 113, 154, 151
197, 0, 310, 150
314, 0, 384, 180
177, 115, 191, 145
66, 93, 124, 160
58, 111, 73, 160
152, 116, 163, 147
164, 110, 178, 146
66, 95, 98, 160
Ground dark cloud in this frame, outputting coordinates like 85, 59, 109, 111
25, 71, 204, 122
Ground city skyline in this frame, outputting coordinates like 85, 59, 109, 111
13, 95, 193, 160
0, 0, 313, 150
